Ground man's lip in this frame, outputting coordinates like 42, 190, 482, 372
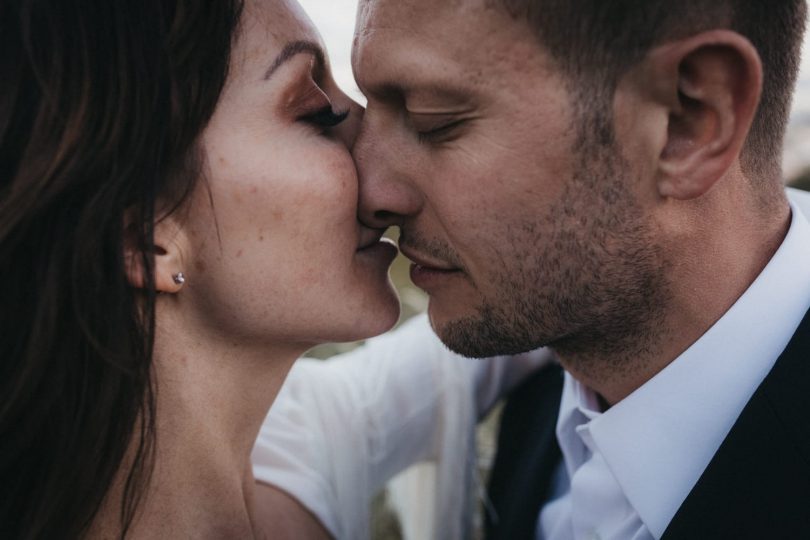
399, 245, 458, 272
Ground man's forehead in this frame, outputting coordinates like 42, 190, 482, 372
357, 0, 490, 33
353, 0, 546, 76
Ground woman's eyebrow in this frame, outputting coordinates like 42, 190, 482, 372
264, 40, 325, 80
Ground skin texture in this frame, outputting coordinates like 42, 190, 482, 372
353, 0, 791, 404
98, 0, 398, 537
353, 0, 669, 364
174, 0, 399, 351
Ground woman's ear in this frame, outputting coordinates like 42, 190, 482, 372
636, 30, 763, 200
124, 210, 188, 294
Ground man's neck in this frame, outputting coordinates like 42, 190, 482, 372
561, 186, 792, 406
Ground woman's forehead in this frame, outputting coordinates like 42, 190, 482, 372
240, 0, 323, 51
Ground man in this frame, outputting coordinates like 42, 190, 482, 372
350, 0, 809, 538
253, 1, 810, 538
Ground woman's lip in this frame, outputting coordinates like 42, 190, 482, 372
356, 238, 399, 265
357, 237, 397, 252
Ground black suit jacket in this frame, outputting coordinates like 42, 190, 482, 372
486, 307, 810, 540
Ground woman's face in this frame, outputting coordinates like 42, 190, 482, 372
178, 0, 399, 348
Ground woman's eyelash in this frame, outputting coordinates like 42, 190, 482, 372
300, 106, 349, 128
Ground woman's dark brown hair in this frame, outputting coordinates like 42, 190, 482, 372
0, 1, 242, 537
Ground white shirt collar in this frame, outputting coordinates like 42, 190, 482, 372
556, 193, 810, 539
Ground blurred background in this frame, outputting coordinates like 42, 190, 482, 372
297, 2, 810, 537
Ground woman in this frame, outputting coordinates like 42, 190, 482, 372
1, 0, 549, 537
1, 0, 400, 537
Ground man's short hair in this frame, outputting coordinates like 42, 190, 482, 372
497, 0, 808, 183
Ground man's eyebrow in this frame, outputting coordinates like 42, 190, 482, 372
264, 40, 325, 80
366, 80, 474, 105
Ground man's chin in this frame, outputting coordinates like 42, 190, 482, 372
427, 304, 543, 359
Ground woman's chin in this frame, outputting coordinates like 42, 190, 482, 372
352, 283, 401, 338
329, 281, 401, 342
340, 253, 402, 336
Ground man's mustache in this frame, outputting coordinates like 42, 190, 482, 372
398, 229, 467, 271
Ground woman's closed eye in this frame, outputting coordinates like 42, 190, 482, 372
300, 106, 349, 130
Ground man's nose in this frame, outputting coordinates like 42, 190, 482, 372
354, 118, 423, 229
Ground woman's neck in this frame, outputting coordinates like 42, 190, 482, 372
89, 308, 303, 538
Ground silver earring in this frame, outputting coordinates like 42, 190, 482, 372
173, 272, 186, 285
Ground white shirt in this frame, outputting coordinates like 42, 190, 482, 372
252, 314, 552, 540
538, 188, 810, 540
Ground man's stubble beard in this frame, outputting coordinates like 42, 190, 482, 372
438, 142, 672, 380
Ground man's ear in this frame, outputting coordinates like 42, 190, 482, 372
124, 210, 188, 294
635, 30, 763, 200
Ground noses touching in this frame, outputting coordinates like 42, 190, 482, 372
352, 115, 470, 278
353, 124, 423, 231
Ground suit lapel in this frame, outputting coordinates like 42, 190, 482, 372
663, 307, 810, 539
485, 364, 564, 540
486, 306, 810, 540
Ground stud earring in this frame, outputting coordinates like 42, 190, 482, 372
172, 272, 186, 285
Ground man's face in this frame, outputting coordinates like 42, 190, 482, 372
353, 0, 667, 359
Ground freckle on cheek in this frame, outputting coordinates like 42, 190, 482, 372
194, 260, 207, 273
236, 249, 243, 258
272, 210, 283, 222
302, 267, 319, 286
